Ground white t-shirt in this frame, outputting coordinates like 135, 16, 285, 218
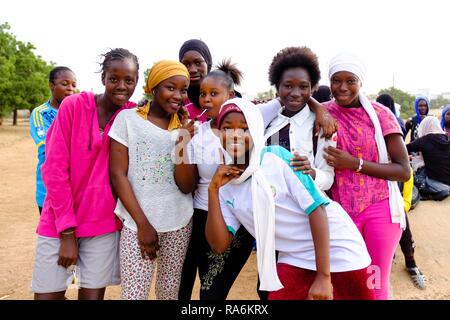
219, 147, 371, 272
187, 99, 282, 211
108, 108, 193, 232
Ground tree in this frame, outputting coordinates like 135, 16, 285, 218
378, 87, 415, 119
0, 22, 53, 124
430, 95, 450, 110
255, 88, 276, 102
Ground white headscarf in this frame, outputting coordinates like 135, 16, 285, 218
328, 52, 406, 230
219, 97, 283, 291
417, 116, 445, 138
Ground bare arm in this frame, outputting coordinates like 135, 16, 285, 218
174, 129, 199, 193
110, 139, 159, 260
307, 206, 333, 300
324, 133, 410, 182
308, 97, 338, 138
206, 153, 243, 253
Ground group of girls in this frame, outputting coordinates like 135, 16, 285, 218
30, 40, 411, 301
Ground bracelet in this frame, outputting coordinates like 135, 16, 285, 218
356, 158, 364, 173
61, 230, 75, 235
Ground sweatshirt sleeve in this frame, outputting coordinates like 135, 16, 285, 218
41, 101, 78, 234
257, 99, 281, 128
406, 136, 426, 153
313, 135, 335, 191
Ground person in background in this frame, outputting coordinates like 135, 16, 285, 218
441, 105, 450, 135
29, 66, 77, 214
405, 96, 429, 142
179, 39, 213, 123
376, 94, 406, 137
312, 85, 332, 103
406, 116, 450, 201
31, 48, 139, 300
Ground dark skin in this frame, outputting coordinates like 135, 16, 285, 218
444, 110, 450, 133
276, 67, 323, 177
110, 75, 189, 263
180, 50, 209, 88
324, 71, 410, 182
206, 112, 332, 300
405, 99, 428, 135
49, 70, 77, 108
174, 74, 338, 194
35, 58, 138, 301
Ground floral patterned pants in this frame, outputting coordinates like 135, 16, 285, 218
120, 220, 192, 300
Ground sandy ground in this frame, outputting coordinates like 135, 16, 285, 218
0, 119, 449, 300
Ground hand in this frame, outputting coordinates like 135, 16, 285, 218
323, 146, 359, 170
209, 149, 244, 190
307, 274, 333, 300
58, 230, 78, 268
137, 221, 160, 260
290, 152, 315, 176
312, 101, 338, 139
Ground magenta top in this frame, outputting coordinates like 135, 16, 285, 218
185, 98, 207, 123
38, 92, 136, 238
324, 100, 402, 216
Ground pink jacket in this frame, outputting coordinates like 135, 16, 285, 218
38, 91, 136, 238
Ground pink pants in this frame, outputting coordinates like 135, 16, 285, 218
351, 199, 402, 300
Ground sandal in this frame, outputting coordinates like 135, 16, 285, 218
406, 267, 427, 289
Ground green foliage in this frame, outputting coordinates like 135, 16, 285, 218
378, 87, 415, 119
430, 95, 450, 110
255, 88, 276, 101
0, 22, 53, 120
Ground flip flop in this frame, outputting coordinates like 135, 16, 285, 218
406, 267, 427, 290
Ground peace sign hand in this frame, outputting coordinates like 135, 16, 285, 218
210, 149, 244, 190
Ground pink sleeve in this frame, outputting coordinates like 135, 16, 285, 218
41, 100, 78, 234
375, 103, 402, 137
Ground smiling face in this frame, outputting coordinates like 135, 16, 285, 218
102, 58, 138, 107
50, 70, 77, 105
220, 112, 253, 164
180, 50, 208, 87
278, 67, 311, 114
199, 76, 234, 120
152, 75, 189, 115
330, 71, 361, 107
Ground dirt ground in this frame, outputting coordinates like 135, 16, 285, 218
0, 119, 449, 300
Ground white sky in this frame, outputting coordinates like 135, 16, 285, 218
2, 0, 449, 102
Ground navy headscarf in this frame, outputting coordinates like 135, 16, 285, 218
178, 39, 213, 72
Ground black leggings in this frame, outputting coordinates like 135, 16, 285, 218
399, 214, 415, 262
178, 208, 255, 300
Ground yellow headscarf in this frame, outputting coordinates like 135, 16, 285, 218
137, 60, 190, 131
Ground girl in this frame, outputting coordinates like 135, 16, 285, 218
31, 48, 139, 300
29, 66, 77, 214
109, 60, 194, 300
405, 96, 430, 142
323, 52, 411, 299
179, 39, 213, 123
265, 46, 336, 191
206, 98, 374, 300
177, 59, 264, 300
176, 59, 337, 300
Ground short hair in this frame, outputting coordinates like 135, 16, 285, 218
268, 46, 321, 89
49, 66, 73, 83
100, 48, 139, 78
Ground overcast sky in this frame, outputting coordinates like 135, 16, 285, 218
2, 0, 449, 101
